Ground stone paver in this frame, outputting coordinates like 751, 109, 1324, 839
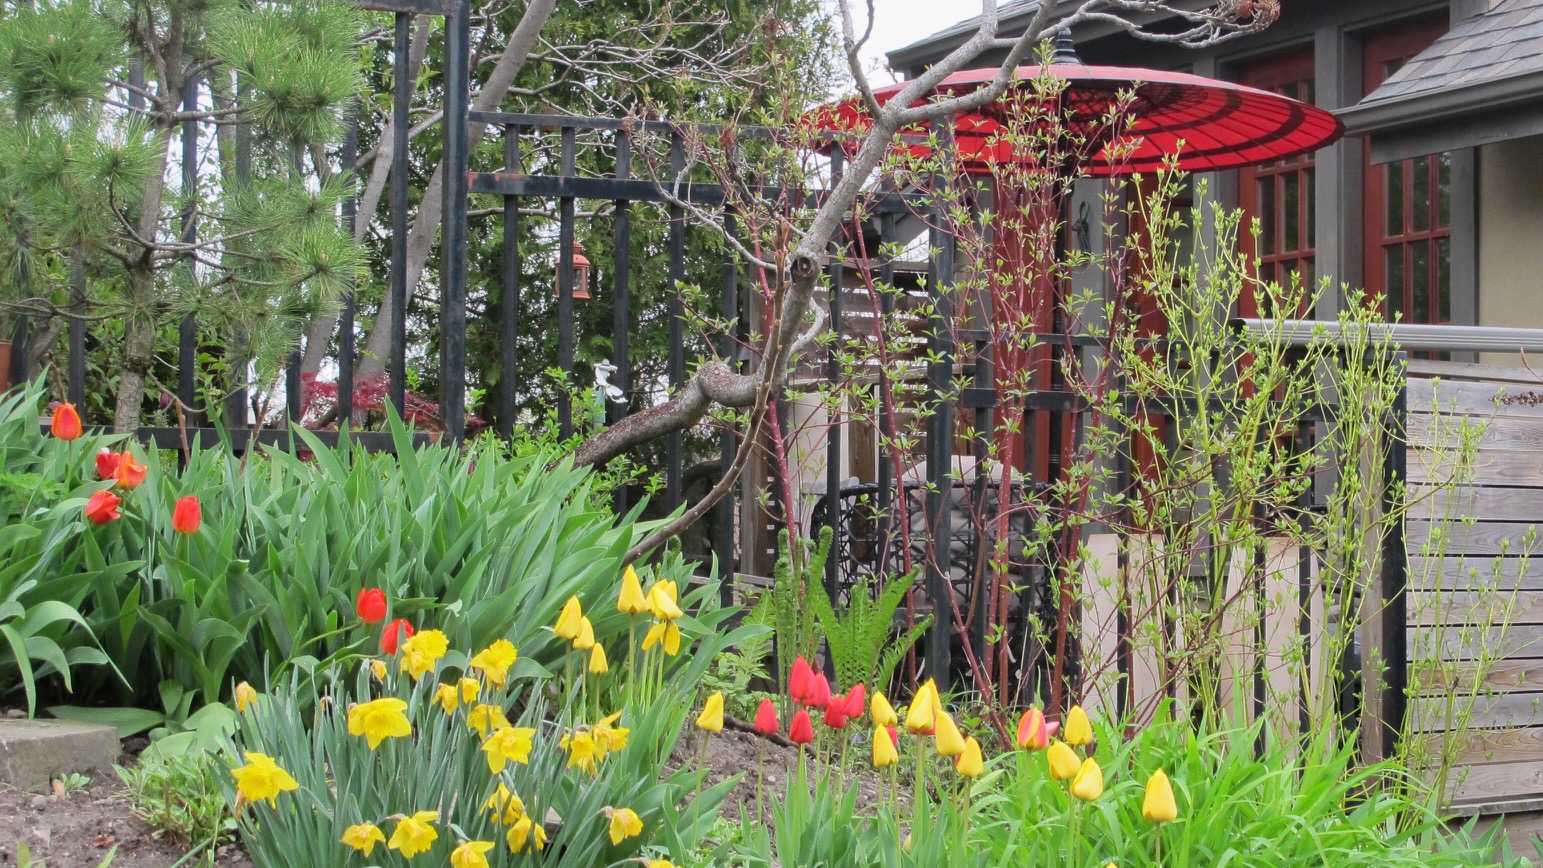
0, 720, 119, 790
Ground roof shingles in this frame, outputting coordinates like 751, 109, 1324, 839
1364, 0, 1543, 105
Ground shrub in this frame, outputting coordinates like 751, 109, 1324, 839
116, 749, 234, 851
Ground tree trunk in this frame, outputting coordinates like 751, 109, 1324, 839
111, 124, 175, 433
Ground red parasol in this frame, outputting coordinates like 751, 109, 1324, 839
808, 63, 1343, 176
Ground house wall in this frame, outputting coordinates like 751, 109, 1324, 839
1477, 134, 1543, 363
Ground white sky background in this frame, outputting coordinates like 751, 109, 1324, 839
849, 0, 962, 85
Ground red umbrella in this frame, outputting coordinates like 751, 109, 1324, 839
808, 64, 1343, 176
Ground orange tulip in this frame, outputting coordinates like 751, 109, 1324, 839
172, 496, 201, 534
113, 451, 147, 490
84, 490, 121, 524
1016, 707, 1056, 750
51, 403, 82, 440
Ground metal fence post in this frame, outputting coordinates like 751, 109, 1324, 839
439, 0, 470, 443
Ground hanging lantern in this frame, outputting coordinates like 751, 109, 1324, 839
558, 240, 591, 302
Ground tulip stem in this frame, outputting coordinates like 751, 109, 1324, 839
913, 735, 927, 823
1155, 828, 1163, 868
1068, 800, 1083, 868
755, 740, 766, 823
626, 617, 637, 703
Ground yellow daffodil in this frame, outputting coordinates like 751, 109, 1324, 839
618, 565, 649, 614
433, 683, 460, 714
398, 629, 449, 682
482, 725, 536, 773
230, 752, 298, 805
234, 681, 258, 714
592, 712, 630, 753
574, 616, 596, 651
1064, 705, 1093, 746
647, 583, 683, 620
347, 698, 413, 749
695, 692, 724, 733
589, 643, 609, 674
450, 839, 495, 868
467, 704, 510, 738
554, 596, 584, 640
604, 806, 643, 845
469, 640, 517, 686
458, 676, 480, 702
647, 861, 678, 868
873, 725, 898, 768
642, 620, 681, 655
562, 729, 603, 774
340, 822, 385, 856
904, 680, 938, 734
871, 692, 897, 728
933, 711, 966, 757
388, 811, 439, 858
1047, 740, 1080, 781
1143, 769, 1178, 822
369, 659, 388, 681
506, 814, 547, 853
483, 784, 525, 825
1070, 757, 1105, 801
956, 736, 984, 777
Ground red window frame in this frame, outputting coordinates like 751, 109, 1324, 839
1362, 17, 1451, 328
1237, 47, 1318, 318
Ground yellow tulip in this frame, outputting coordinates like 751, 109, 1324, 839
554, 596, 584, 640
642, 620, 681, 655
468, 639, 517, 686
604, 806, 644, 844
347, 698, 412, 749
873, 725, 898, 768
450, 840, 495, 868
618, 565, 649, 614
696, 692, 725, 733
648, 583, 684, 620
574, 616, 596, 650
871, 692, 898, 728
340, 822, 385, 856
1143, 769, 1178, 822
956, 735, 984, 777
387, 811, 439, 858
1047, 740, 1080, 781
904, 680, 938, 734
1070, 757, 1104, 801
1064, 705, 1093, 746
589, 643, 609, 674
933, 710, 966, 757
230, 752, 298, 805
234, 681, 258, 714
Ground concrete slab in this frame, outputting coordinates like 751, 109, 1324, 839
0, 720, 119, 790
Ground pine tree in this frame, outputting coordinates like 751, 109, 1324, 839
0, 0, 366, 431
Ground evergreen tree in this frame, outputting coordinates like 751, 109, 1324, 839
0, 0, 365, 431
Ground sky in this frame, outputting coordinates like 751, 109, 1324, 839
852, 0, 966, 84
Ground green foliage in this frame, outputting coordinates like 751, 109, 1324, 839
809, 567, 932, 695
766, 528, 829, 692
0, 379, 697, 725
116, 749, 234, 850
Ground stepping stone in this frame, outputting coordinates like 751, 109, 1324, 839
0, 720, 119, 790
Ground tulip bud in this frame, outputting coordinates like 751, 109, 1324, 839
788, 709, 814, 745
843, 683, 866, 720
823, 695, 848, 730
753, 698, 779, 736
956, 735, 983, 777
1047, 741, 1080, 781
94, 449, 120, 480
1070, 757, 1104, 801
872, 724, 898, 768
355, 588, 388, 624
554, 596, 583, 641
904, 680, 937, 735
50, 403, 82, 440
789, 656, 814, 706
695, 692, 725, 733
588, 643, 608, 675
574, 616, 596, 650
933, 711, 966, 758
871, 692, 898, 728
617, 566, 648, 614
1064, 705, 1093, 746
1016, 707, 1050, 750
808, 673, 831, 709
84, 490, 121, 525
381, 618, 414, 655
113, 451, 147, 490
1142, 769, 1178, 822
172, 496, 201, 535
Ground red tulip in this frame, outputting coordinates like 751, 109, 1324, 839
887, 725, 899, 749
113, 451, 147, 490
356, 588, 388, 624
381, 618, 415, 654
788, 708, 814, 745
95, 449, 120, 480
51, 404, 82, 441
84, 490, 121, 524
823, 695, 849, 730
754, 698, 780, 736
808, 672, 831, 709
789, 656, 814, 705
844, 682, 866, 720
171, 496, 200, 534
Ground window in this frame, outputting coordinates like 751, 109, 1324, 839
1362, 18, 1451, 329
1238, 48, 1317, 317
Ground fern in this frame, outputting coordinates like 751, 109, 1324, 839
809, 566, 933, 694
768, 528, 831, 692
